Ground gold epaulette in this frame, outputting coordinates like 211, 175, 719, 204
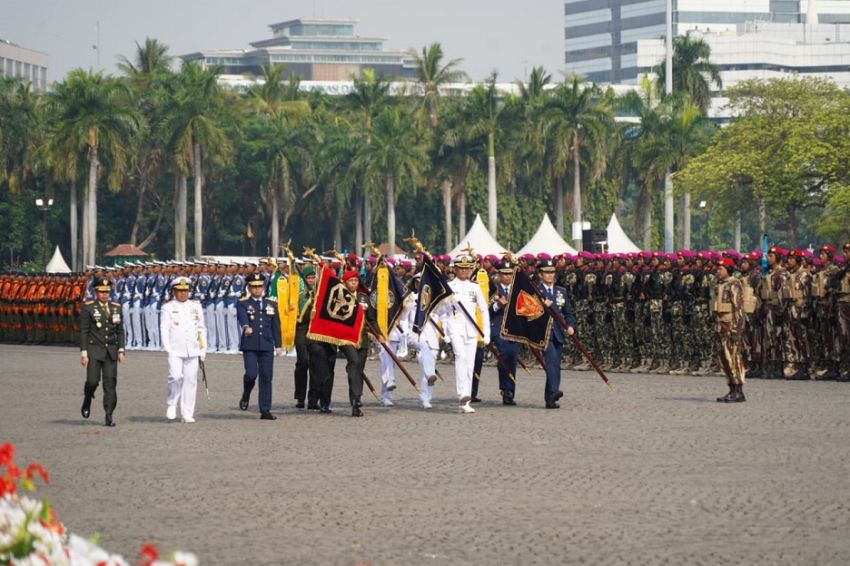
84, 301, 94, 305
111, 302, 120, 307
239, 296, 250, 301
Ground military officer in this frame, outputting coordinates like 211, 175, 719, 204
339, 270, 383, 417
294, 265, 317, 409
160, 276, 207, 423
713, 259, 746, 402
237, 273, 282, 420
537, 258, 576, 408
79, 277, 126, 427
489, 259, 521, 405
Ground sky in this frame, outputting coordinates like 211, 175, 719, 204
4, 0, 565, 84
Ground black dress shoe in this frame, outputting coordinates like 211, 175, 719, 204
502, 397, 516, 406
552, 390, 564, 403
104, 414, 116, 427
470, 397, 482, 403
319, 403, 332, 414
351, 406, 363, 417
307, 400, 320, 410
81, 397, 92, 419
260, 411, 277, 420
239, 393, 250, 411
545, 402, 560, 409
295, 400, 305, 409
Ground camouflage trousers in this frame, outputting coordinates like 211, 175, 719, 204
634, 302, 651, 360
717, 329, 746, 385
742, 313, 763, 366
815, 301, 840, 364
763, 304, 786, 363
648, 299, 669, 362
594, 301, 613, 364
569, 301, 590, 364
608, 301, 629, 366
668, 301, 691, 368
784, 303, 811, 364
692, 302, 714, 365
839, 301, 850, 371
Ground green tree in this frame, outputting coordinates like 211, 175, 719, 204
653, 33, 722, 115
408, 42, 467, 128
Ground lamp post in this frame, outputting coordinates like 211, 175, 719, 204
35, 197, 54, 268
698, 200, 709, 250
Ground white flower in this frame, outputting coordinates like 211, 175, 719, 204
170, 551, 199, 566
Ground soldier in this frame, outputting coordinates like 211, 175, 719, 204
670, 251, 697, 375
130, 264, 147, 349
339, 270, 383, 417
738, 253, 764, 379
783, 250, 812, 380
811, 245, 842, 380
79, 278, 126, 427
536, 258, 576, 408
438, 253, 490, 414
224, 263, 245, 354
407, 273, 440, 409
236, 273, 282, 420
293, 265, 317, 409
712, 259, 746, 403
836, 242, 850, 380
762, 247, 789, 379
489, 259, 521, 404
159, 276, 207, 423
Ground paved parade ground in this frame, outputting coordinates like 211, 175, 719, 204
2, 344, 850, 565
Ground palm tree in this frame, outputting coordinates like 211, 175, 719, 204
0, 79, 41, 194
245, 64, 311, 118
43, 70, 141, 267
117, 37, 173, 84
352, 107, 426, 255
408, 43, 467, 128
540, 76, 613, 249
653, 33, 722, 115
160, 61, 232, 258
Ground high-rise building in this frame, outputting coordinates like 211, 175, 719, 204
183, 18, 416, 81
0, 39, 48, 90
564, 0, 850, 84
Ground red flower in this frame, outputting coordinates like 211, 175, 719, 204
0, 443, 13, 467
138, 543, 159, 566
6, 463, 20, 479
24, 463, 50, 484
0, 476, 15, 496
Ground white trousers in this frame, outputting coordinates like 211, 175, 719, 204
145, 303, 159, 349
166, 355, 199, 420
416, 344, 437, 404
130, 303, 143, 348
204, 304, 218, 351
378, 340, 399, 401
449, 333, 478, 399
121, 302, 132, 348
214, 303, 227, 352
225, 303, 239, 352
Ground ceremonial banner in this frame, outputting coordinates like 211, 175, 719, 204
307, 266, 364, 347
373, 261, 410, 337
500, 268, 553, 350
412, 256, 452, 335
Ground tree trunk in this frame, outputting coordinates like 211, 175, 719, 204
81, 185, 88, 268
363, 192, 372, 246
87, 152, 99, 266
70, 184, 78, 271
787, 204, 799, 248
193, 142, 203, 257
270, 184, 279, 258
641, 192, 653, 250
176, 175, 187, 260
129, 180, 147, 246
442, 179, 452, 253
734, 210, 742, 252
758, 197, 766, 235
571, 133, 582, 251
333, 200, 342, 250
458, 183, 467, 240
663, 170, 674, 252
355, 187, 363, 253
487, 131, 497, 237
386, 175, 395, 256
683, 191, 692, 250
554, 177, 564, 236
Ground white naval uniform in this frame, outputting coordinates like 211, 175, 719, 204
438, 278, 490, 401
160, 299, 207, 421
407, 293, 441, 407
378, 296, 412, 403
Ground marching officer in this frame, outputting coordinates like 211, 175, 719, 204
237, 273, 282, 420
160, 276, 207, 423
489, 259, 520, 405
79, 277, 126, 427
537, 258, 575, 409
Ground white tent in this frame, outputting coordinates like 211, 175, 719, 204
448, 214, 508, 257
516, 214, 578, 256
45, 246, 72, 273
606, 213, 642, 253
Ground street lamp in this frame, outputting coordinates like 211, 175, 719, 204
35, 197, 54, 268
698, 200, 709, 250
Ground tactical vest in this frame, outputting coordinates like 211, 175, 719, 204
712, 280, 734, 318
741, 278, 757, 314
839, 271, 850, 300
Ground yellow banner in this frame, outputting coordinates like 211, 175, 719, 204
278, 275, 298, 350
476, 267, 489, 345
376, 263, 389, 336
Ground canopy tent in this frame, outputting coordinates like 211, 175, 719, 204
104, 243, 149, 266
448, 214, 508, 257
516, 214, 578, 256
45, 246, 72, 273
606, 213, 642, 253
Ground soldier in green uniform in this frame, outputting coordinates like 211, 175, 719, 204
79, 278, 126, 427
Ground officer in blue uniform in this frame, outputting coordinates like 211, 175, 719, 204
537, 258, 575, 409
236, 273, 282, 420
490, 259, 521, 405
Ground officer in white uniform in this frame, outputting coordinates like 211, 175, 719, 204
406, 274, 441, 409
377, 295, 410, 406
160, 276, 207, 423
438, 254, 490, 413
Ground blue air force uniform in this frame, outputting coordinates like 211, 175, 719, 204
537, 259, 576, 408
236, 274, 281, 418
490, 260, 521, 404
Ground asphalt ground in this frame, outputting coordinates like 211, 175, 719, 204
1, 344, 849, 565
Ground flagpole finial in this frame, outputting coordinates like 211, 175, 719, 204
362, 241, 381, 258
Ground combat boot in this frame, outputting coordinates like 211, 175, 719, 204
746, 363, 763, 379
574, 360, 591, 371
651, 360, 670, 374
647, 358, 660, 372
716, 383, 735, 402
784, 363, 809, 380
630, 358, 650, 373
730, 384, 747, 403
692, 360, 712, 376
814, 362, 839, 381
80, 384, 96, 419
351, 399, 363, 417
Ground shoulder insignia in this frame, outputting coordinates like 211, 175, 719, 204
84, 301, 94, 305
111, 302, 120, 307
266, 299, 277, 306
239, 296, 250, 301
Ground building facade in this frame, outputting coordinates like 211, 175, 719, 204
0, 40, 48, 90
564, 0, 850, 84
182, 18, 416, 81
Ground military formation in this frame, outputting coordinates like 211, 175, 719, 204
1, 239, 849, 425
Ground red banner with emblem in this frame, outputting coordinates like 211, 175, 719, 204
306, 266, 364, 347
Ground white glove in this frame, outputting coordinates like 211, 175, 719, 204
199, 352, 206, 362
483, 335, 491, 347
442, 334, 452, 345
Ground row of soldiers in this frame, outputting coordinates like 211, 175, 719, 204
3, 242, 849, 383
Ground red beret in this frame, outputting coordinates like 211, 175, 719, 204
342, 270, 360, 282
